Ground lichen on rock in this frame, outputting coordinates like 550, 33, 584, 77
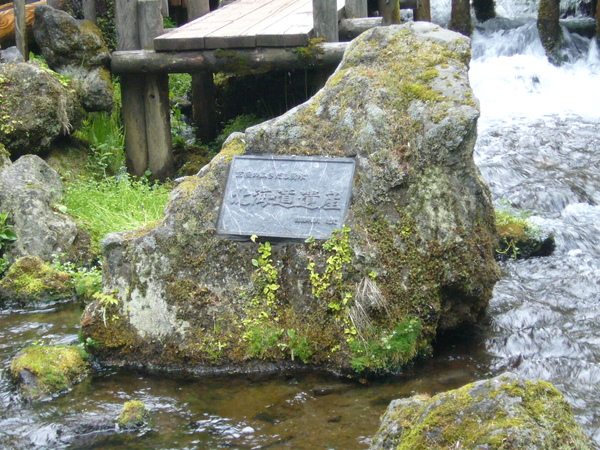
369, 372, 593, 449
83, 23, 499, 376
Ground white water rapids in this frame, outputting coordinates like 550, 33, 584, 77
462, 5, 600, 445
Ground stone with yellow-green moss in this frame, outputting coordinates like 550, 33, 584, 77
117, 400, 150, 429
370, 372, 593, 449
10, 345, 90, 401
0, 256, 74, 306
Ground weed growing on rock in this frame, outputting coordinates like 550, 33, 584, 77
0, 212, 17, 275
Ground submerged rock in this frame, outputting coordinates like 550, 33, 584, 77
0, 155, 91, 265
0, 62, 85, 156
83, 23, 499, 376
0, 256, 74, 305
10, 345, 90, 401
370, 372, 593, 449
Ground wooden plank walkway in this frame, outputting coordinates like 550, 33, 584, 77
154, 0, 346, 51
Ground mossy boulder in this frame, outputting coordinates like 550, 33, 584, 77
83, 23, 499, 376
10, 345, 90, 401
0, 62, 85, 157
0, 155, 91, 265
33, 5, 113, 112
117, 400, 150, 429
370, 372, 593, 449
0, 256, 74, 305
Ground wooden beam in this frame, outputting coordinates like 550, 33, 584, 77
312, 0, 338, 41
111, 42, 349, 74
339, 17, 381, 40
14, 0, 28, 60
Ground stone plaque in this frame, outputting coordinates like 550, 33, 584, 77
217, 155, 355, 240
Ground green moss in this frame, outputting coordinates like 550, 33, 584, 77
10, 345, 90, 400
0, 256, 74, 301
295, 38, 326, 62
118, 400, 149, 428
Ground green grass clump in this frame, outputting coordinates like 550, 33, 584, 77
63, 176, 171, 251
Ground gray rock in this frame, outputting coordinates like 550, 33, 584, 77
0, 155, 82, 264
0, 62, 85, 156
370, 372, 593, 449
0, 46, 25, 63
33, 5, 113, 112
83, 23, 499, 376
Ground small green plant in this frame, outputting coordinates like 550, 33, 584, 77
249, 235, 280, 315
51, 255, 102, 301
244, 324, 282, 358
210, 114, 264, 153
0, 212, 17, 276
495, 203, 541, 259
93, 291, 120, 327
76, 108, 125, 177
307, 226, 353, 311
349, 318, 422, 373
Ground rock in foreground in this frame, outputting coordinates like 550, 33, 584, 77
10, 345, 90, 401
83, 23, 499, 376
370, 372, 592, 449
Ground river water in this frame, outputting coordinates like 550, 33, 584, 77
1, 11, 600, 450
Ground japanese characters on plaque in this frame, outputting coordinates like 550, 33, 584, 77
217, 155, 355, 240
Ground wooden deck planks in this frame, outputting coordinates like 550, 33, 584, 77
154, 0, 346, 51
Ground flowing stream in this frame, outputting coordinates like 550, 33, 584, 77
1, 8, 600, 450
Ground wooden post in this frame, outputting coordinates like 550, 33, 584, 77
538, 0, 561, 63
378, 0, 400, 25
14, 0, 28, 61
312, 0, 339, 41
345, 0, 367, 18
414, 0, 432, 22
188, 0, 217, 144
449, 0, 472, 36
116, 0, 148, 177
161, 0, 169, 16
82, 0, 98, 23
139, 0, 174, 179
597, 0, 600, 41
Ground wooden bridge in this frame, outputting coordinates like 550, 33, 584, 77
110, 0, 430, 179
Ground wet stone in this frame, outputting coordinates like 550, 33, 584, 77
217, 155, 355, 240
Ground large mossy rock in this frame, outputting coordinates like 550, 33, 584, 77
83, 23, 499, 376
0, 62, 85, 156
370, 372, 593, 449
10, 345, 90, 401
0, 155, 91, 265
33, 5, 113, 112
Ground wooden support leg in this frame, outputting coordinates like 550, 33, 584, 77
192, 71, 218, 144
83, 0, 98, 23
14, 0, 28, 61
450, 0, 473, 36
345, 0, 367, 18
414, 0, 431, 21
121, 76, 149, 177
138, 0, 175, 179
144, 74, 174, 179
537, 0, 561, 63
378, 0, 400, 25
